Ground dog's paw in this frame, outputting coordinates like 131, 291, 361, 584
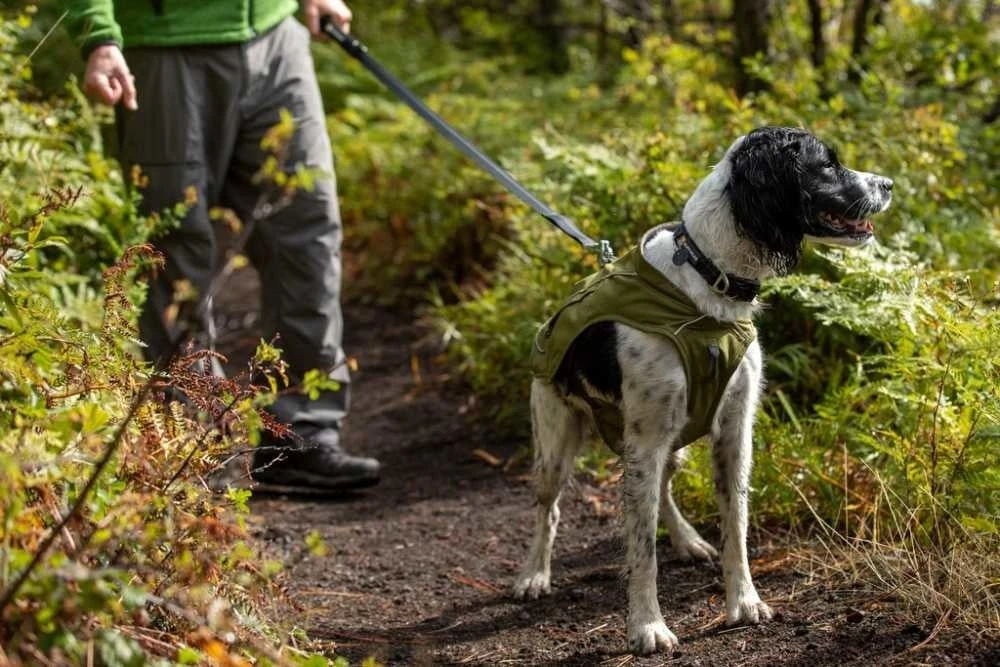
512, 571, 550, 600
726, 596, 773, 626
672, 534, 718, 562
627, 619, 678, 655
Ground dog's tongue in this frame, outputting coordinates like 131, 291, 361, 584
848, 218, 874, 233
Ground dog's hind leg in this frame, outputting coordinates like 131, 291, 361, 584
660, 450, 718, 562
513, 379, 587, 600
712, 343, 773, 625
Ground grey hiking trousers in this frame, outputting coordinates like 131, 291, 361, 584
118, 17, 349, 429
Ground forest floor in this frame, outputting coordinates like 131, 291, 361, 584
217, 268, 998, 667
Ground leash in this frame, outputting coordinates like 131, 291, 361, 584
320, 17, 616, 266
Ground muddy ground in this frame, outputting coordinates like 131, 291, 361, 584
218, 271, 998, 666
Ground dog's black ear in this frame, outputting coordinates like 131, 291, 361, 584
727, 128, 807, 273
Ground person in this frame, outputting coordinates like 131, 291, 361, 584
66, 0, 381, 492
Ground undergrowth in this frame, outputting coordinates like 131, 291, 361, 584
2, 0, 998, 656
0, 12, 348, 665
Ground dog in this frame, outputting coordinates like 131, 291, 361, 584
513, 127, 893, 655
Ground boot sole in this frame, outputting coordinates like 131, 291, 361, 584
250, 475, 381, 495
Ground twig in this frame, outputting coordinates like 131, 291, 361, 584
903, 608, 952, 655
460, 649, 497, 664
450, 573, 503, 593
162, 391, 242, 492
24, 11, 68, 63
44, 384, 111, 401
585, 622, 610, 635
296, 589, 367, 598
116, 625, 179, 656
326, 630, 392, 645
427, 620, 464, 634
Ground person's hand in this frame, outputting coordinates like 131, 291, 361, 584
82, 44, 138, 110
302, 0, 352, 37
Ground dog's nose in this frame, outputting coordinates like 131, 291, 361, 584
878, 177, 894, 192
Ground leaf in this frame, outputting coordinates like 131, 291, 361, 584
176, 647, 203, 665
226, 488, 252, 514
304, 529, 328, 557
0, 286, 23, 325
301, 369, 340, 401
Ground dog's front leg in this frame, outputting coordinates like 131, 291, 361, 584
623, 445, 678, 654
713, 352, 773, 626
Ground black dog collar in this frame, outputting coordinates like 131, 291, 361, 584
672, 223, 760, 302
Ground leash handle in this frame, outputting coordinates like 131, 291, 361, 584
321, 16, 367, 58
319, 16, 615, 263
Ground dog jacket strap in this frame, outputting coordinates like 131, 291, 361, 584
532, 247, 756, 447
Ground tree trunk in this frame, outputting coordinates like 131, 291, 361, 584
984, 97, 1000, 124
661, 0, 677, 35
537, 0, 570, 73
807, 0, 826, 70
806, 0, 829, 98
732, 0, 774, 95
598, 0, 609, 65
848, 0, 885, 82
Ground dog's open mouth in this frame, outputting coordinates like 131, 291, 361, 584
818, 211, 875, 239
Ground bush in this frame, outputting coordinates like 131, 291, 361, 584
0, 26, 150, 287
0, 13, 339, 664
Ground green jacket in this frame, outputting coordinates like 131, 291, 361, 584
532, 239, 756, 450
66, 1, 300, 56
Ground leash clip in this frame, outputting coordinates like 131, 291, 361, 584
593, 239, 616, 265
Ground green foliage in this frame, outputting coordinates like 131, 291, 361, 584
321, 0, 998, 622
326, 68, 525, 300
756, 248, 1000, 533
0, 16, 153, 286
5, 0, 998, 651
0, 13, 350, 664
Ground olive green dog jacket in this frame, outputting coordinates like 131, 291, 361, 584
531, 242, 756, 450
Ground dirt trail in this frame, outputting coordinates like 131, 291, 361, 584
218, 275, 997, 666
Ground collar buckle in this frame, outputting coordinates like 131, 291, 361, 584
710, 271, 731, 295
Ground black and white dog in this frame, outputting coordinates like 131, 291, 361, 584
513, 127, 893, 655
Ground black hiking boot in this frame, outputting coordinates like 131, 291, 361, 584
251, 426, 381, 493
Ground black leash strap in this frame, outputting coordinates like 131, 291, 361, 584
320, 17, 615, 264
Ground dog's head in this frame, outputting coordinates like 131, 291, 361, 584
724, 126, 893, 273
